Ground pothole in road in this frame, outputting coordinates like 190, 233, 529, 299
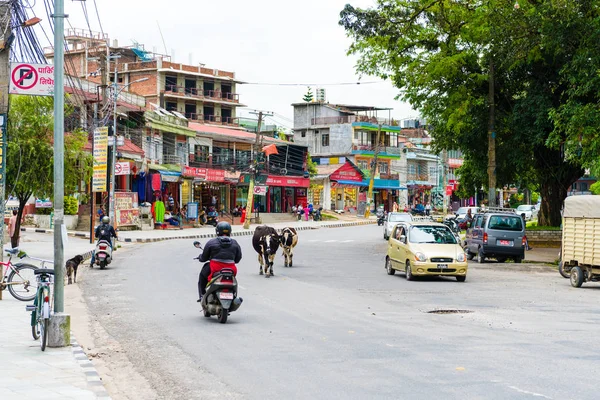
426, 309, 473, 314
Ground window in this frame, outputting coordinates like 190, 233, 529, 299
488, 215, 523, 231
378, 162, 388, 174
581, 183, 588, 192
429, 166, 436, 179
235, 149, 251, 165
409, 164, 416, 175
322, 134, 329, 147
358, 160, 369, 170
194, 145, 209, 163
409, 225, 457, 244
166, 101, 177, 112
301, 131, 306, 138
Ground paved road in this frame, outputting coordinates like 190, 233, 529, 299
77, 225, 600, 400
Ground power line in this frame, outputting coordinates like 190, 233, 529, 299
244, 80, 383, 87
91, 0, 105, 37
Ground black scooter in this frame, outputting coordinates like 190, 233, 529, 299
193, 242, 242, 324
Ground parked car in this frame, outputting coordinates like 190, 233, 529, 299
454, 206, 480, 221
385, 222, 468, 282
515, 204, 538, 221
464, 209, 526, 263
383, 212, 413, 240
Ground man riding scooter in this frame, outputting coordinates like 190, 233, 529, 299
89, 216, 118, 268
197, 221, 242, 302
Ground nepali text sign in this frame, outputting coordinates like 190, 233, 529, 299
182, 166, 225, 182
35, 198, 52, 208
92, 127, 109, 192
115, 162, 131, 176
253, 186, 268, 196
9, 63, 54, 96
265, 175, 310, 188
329, 161, 363, 182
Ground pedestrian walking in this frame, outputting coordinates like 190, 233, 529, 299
8, 210, 19, 248
425, 203, 431, 216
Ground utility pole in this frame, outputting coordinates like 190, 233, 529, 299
487, 59, 497, 207
109, 56, 119, 226
442, 149, 448, 215
365, 124, 382, 219
0, 1, 11, 293
50, 0, 70, 347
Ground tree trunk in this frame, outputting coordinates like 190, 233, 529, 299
535, 147, 582, 227
13, 192, 31, 247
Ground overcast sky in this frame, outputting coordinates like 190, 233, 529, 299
31, 0, 417, 129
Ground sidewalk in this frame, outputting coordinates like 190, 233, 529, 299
0, 234, 111, 399
21, 219, 376, 243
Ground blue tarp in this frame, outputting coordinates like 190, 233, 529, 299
335, 179, 407, 190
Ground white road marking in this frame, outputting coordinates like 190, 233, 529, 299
507, 386, 553, 399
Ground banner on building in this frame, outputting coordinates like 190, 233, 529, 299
92, 127, 109, 192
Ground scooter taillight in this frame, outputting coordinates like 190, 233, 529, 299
99, 245, 107, 250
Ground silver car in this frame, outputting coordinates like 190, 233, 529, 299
383, 212, 413, 240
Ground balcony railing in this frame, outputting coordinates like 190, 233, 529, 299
185, 113, 239, 126
352, 144, 402, 155
163, 85, 239, 103
407, 173, 430, 182
311, 115, 400, 126
164, 154, 185, 165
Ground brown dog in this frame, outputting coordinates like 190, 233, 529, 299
65, 255, 84, 284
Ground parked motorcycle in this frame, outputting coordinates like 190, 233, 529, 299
94, 239, 113, 269
443, 217, 462, 245
376, 210, 385, 226
313, 207, 323, 221
206, 207, 219, 227
193, 241, 242, 324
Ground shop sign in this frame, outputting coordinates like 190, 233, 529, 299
182, 166, 225, 182
265, 175, 309, 188
448, 158, 464, 169
446, 185, 454, 196
253, 186, 268, 196
115, 162, 131, 176
330, 162, 363, 182
35, 198, 52, 208
115, 192, 139, 228
92, 127, 109, 192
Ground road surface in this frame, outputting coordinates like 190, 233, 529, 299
76, 225, 599, 400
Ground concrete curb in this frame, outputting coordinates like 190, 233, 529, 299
22, 220, 376, 244
124, 220, 375, 243
71, 333, 112, 399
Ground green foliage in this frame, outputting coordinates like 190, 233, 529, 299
303, 87, 314, 103
508, 193, 524, 208
590, 181, 600, 195
7, 95, 92, 240
307, 153, 318, 177
64, 196, 79, 215
339, 0, 588, 226
36, 207, 52, 215
531, 192, 540, 204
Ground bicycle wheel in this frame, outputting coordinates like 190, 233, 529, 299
7, 264, 38, 302
40, 317, 49, 351
32, 319, 41, 340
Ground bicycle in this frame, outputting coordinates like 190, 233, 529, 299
0, 248, 39, 301
26, 268, 54, 351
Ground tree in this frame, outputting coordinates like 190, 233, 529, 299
303, 87, 314, 103
306, 152, 318, 177
6, 95, 92, 244
340, 0, 590, 226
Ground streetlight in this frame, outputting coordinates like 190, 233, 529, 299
109, 76, 148, 225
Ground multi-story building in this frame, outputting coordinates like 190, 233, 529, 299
46, 29, 245, 128
53, 30, 309, 224
292, 102, 409, 212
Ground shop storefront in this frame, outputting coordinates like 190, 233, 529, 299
237, 174, 310, 213
182, 166, 228, 211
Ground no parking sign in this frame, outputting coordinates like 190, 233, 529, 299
9, 63, 54, 96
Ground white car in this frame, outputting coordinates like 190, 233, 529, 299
516, 204, 538, 221
454, 207, 480, 221
383, 212, 413, 240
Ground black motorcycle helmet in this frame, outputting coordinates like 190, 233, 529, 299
215, 221, 232, 236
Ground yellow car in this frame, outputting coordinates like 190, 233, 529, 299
385, 222, 468, 282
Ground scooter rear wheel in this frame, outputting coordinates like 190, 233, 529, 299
203, 309, 211, 318
217, 309, 228, 324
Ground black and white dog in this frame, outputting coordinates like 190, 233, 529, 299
65, 255, 84, 284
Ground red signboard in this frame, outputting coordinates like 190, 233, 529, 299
265, 175, 310, 188
330, 162, 363, 182
446, 185, 454, 196
182, 166, 225, 182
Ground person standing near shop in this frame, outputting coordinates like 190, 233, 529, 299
425, 202, 431, 216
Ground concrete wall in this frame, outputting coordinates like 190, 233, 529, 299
526, 230, 562, 244
293, 104, 344, 130
295, 124, 353, 157
32, 215, 79, 230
